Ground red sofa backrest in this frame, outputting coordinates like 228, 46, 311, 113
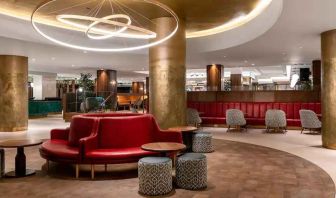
97, 115, 155, 149
187, 101, 321, 119
68, 116, 98, 146
83, 113, 141, 118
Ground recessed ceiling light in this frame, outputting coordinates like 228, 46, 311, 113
244, 60, 248, 63
31, 58, 36, 62
299, 46, 303, 49
223, 56, 227, 58
252, 63, 255, 66
51, 57, 55, 60
71, 64, 75, 67
83, 51, 87, 53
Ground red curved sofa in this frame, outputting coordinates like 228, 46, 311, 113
40, 113, 182, 178
187, 102, 321, 127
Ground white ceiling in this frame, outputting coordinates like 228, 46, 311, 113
0, 0, 335, 80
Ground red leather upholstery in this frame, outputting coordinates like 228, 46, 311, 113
40, 113, 182, 165
40, 116, 99, 164
68, 116, 98, 146
187, 101, 321, 127
81, 114, 182, 164
40, 140, 79, 160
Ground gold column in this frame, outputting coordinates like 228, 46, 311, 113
0, 55, 28, 132
321, 30, 336, 149
149, 17, 186, 129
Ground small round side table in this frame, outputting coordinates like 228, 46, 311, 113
0, 139, 42, 178
141, 142, 186, 166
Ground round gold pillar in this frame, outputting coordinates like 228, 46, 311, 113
321, 30, 336, 149
149, 17, 186, 129
0, 55, 28, 132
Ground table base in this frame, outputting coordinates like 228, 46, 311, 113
182, 133, 193, 152
5, 169, 36, 178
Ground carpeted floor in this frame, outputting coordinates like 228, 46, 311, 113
0, 139, 334, 198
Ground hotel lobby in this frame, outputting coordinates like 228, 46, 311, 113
0, 0, 336, 197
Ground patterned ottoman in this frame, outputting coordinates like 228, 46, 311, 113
176, 153, 207, 190
192, 132, 214, 153
138, 157, 172, 196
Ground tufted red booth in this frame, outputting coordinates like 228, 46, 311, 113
187, 102, 321, 127
40, 113, 182, 178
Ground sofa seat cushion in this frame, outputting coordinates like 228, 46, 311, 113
86, 147, 157, 160
41, 140, 79, 159
287, 119, 301, 127
201, 117, 216, 124
246, 118, 265, 126
213, 117, 226, 125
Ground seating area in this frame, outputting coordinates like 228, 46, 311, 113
40, 114, 182, 178
188, 102, 321, 127
2, 1, 336, 197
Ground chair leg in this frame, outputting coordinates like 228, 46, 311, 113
301, 128, 304, 134
75, 164, 79, 179
46, 160, 49, 172
91, 164, 95, 180
105, 164, 108, 172
227, 125, 230, 132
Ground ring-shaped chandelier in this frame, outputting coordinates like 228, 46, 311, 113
31, 0, 179, 52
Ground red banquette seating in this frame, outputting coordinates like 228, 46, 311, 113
187, 102, 321, 127
40, 113, 182, 177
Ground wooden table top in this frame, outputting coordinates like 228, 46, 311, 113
168, 126, 198, 132
0, 139, 43, 148
141, 142, 186, 153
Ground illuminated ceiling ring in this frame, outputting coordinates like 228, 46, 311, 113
58, 14, 132, 40
31, 0, 179, 52
56, 14, 157, 40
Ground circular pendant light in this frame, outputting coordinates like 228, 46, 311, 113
31, 0, 179, 52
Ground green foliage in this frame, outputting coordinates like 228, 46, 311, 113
78, 73, 94, 92
300, 80, 312, 91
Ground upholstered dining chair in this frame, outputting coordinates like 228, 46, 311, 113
265, 109, 287, 133
226, 109, 247, 132
299, 109, 321, 134
187, 108, 202, 128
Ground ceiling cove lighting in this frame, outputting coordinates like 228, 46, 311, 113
186, 0, 273, 38
31, 0, 179, 52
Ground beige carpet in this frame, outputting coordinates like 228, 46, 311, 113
0, 139, 334, 198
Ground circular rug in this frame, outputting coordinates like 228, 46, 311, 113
0, 139, 334, 198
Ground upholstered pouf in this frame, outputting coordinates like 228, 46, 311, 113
192, 132, 214, 153
176, 153, 207, 190
138, 157, 172, 196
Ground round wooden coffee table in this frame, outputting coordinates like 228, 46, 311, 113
0, 139, 42, 178
168, 126, 198, 152
141, 142, 186, 167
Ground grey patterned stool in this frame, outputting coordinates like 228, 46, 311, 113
176, 153, 207, 190
192, 132, 214, 153
138, 157, 172, 196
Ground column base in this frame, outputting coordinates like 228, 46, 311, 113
322, 144, 336, 150
0, 126, 27, 132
